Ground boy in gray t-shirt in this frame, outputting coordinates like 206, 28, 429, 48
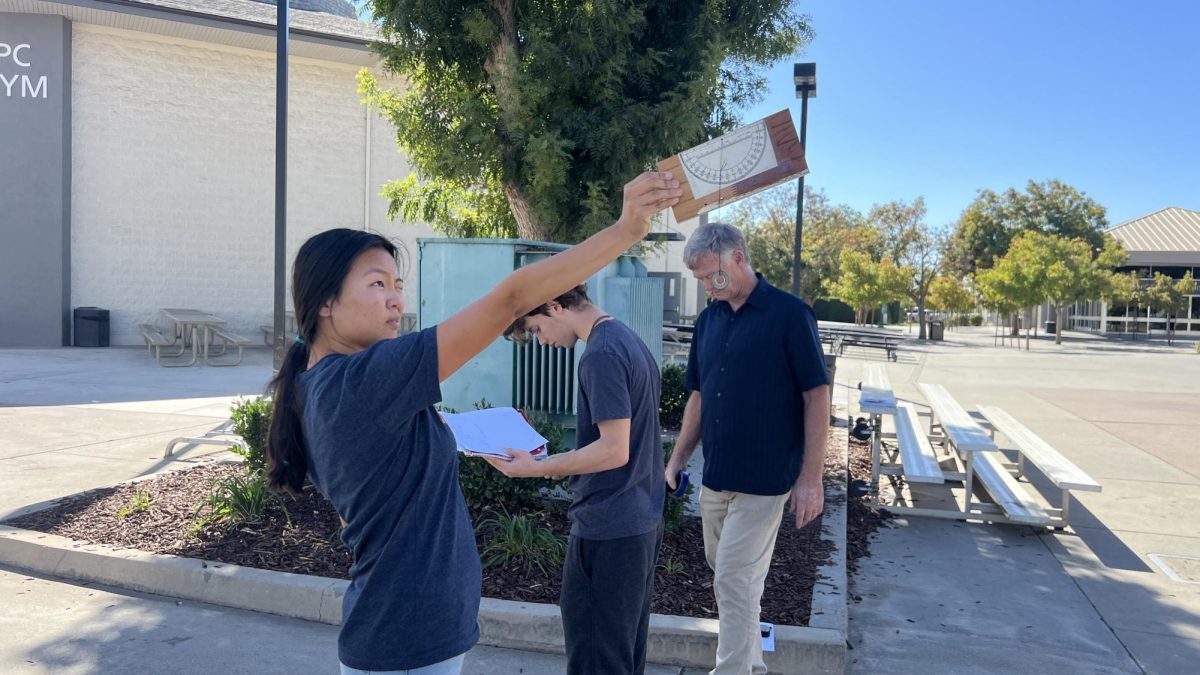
488, 284, 664, 675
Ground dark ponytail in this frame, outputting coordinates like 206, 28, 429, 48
265, 228, 399, 495
266, 339, 311, 494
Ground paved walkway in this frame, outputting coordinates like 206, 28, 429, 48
0, 347, 699, 674
3, 331, 1199, 673
839, 327, 1200, 674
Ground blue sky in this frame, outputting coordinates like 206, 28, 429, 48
723, 0, 1200, 231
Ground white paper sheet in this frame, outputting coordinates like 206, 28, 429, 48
760, 622, 775, 652
440, 407, 549, 461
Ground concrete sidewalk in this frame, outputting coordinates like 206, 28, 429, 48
0, 566, 691, 674
4, 332, 1199, 673
0, 347, 702, 674
839, 327, 1200, 674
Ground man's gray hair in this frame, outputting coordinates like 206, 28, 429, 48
682, 222, 750, 269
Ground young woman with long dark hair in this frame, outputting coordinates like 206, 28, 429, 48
265, 172, 680, 674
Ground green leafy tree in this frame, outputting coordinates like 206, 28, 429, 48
928, 275, 976, 326
1148, 272, 1197, 345
977, 239, 1047, 350
361, 1, 812, 242
867, 198, 946, 339
831, 252, 910, 325
944, 180, 1108, 278
943, 189, 1020, 277
870, 198, 927, 263
1103, 271, 1146, 337
732, 185, 873, 304
1002, 232, 1125, 345
974, 267, 1022, 345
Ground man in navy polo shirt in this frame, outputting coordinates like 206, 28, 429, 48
665, 223, 829, 675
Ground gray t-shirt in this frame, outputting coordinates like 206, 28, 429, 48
300, 328, 480, 671
568, 319, 665, 540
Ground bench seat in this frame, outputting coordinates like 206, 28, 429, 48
140, 323, 172, 347
977, 406, 1102, 493
972, 450, 1054, 526
836, 335, 899, 361
206, 326, 251, 367
140, 323, 192, 367
894, 402, 944, 484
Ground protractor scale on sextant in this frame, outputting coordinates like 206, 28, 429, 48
678, 121, 771, 187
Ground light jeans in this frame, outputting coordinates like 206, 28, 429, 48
339, 653, 465, 675
699, 487, 789, 675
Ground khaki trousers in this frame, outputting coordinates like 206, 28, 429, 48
699, 487, 789, 675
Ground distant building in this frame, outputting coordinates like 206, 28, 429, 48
1067, 207, 1200, 335
2, 0, 434, 347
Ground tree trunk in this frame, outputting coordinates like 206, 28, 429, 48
503, 181, 548, 241
917, 302, 927, 340
1055, 303, 1064, 345
486, 0, 551, 242
1010, 312, 1020, 336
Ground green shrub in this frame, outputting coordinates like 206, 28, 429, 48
193, 473, 288, 532
117, 488, 152, 518
662, 439, 695, 533
660, 364, 688, 430
970, 314, 983, 326
525, 411, 567, 455
658, 556, 685, 576
477, 510, 566, 575
229, 397, 272, 475
455, 400, 568, 510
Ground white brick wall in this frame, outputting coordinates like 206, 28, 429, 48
69, 24, 435, 346
642, 210, 704, 317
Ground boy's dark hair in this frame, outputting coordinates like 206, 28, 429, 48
503, 284, 591, 344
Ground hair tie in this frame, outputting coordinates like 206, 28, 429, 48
295, 336, 305, 345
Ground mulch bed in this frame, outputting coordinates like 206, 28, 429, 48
845, 436, 894, 578
6, 429, 891, 626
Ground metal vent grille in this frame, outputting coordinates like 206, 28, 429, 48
626, 278, 663, 362
512, 342, 576, 415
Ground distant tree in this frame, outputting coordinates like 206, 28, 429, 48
360, 0, 812, 242
944, 180, 1108, 278
1001, 232, 1127, 345
1148, 272, 1197, 345
1104, 271, 1147, 337
929, 275, 976, 326
977, 239, 1046, 350
733, 185, 873, 304
831, 251, 910, 325
974, 267, 1023, 346
870, 198, 926, 263
865, 198, 943, 338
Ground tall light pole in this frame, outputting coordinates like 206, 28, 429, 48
273, 0, 289, 371
792, 63, 816, 297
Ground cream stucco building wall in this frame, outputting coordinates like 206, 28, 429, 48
68, 24, 433, 346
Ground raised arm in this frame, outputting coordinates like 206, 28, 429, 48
436, 172, 680, 381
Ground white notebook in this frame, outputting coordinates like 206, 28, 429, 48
440, 407, 549, 461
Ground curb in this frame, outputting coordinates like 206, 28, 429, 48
0, 403, 851, 674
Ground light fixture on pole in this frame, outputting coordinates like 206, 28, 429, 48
792, 62, 816, 297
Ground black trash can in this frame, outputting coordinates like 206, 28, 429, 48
73, 307, 110, 347
928, 320, 945, 341
1045, 320, 1057, 335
